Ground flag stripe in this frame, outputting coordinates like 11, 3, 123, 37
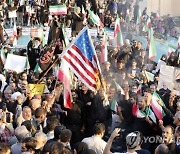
66, 49, 96, 81
64, 52, 96, 83
63, 55, 96, 90
49, 5, 67, 15
61, 27, 101, 92
151, 93, 163, 120
58, 61, 72, 109
71, 45, 96, 72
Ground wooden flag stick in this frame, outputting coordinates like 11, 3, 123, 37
37, 57, 59, 83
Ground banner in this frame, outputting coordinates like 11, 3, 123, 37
158, 65, 180, 96
8, 10, 17, 18
29, 84, 45, 96
49, 5, 67, 15
30, 28, 43, 38
4, 54, 26, 72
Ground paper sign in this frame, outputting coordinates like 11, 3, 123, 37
30, 28, 43, 38
4, 54, 26, 72
8, 10, 17, 18
29, 84, 45, 96
158, 65, 180, 96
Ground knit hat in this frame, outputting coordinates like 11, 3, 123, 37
126, 131, 141, 149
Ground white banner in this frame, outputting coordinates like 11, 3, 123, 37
5, 54, 27, 73
8, 10, 17, 18
158, 65, 180, 96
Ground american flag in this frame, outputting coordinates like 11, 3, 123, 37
61, 27, 101, 91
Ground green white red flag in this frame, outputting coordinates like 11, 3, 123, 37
168, 44, 176, 56
110, 98, 118, 113
49, 5, 67, 15
62, 24, 69, 47
132, 104, 157, 123
34, 63, 42, 73
58, 60, 72, 109
88, 9, 103, 27
114, 17, 123, 47
136, 8, 142, 24
143, 17, 151, 32
151, 92, 165, 120
0, 47, 6, 64
82, 5, 87, 25
13, 22, 17, 46
114, 81, 125, 95
148, 28, 156, 60
132, 104, 146, 118
178, 36, 180, 48
126, 9, 130, 22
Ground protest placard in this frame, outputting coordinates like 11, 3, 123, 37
30, 28, 43, 38
8, 10, 17, 18
158, 65, 180, 96
29, 84, 45, 96
4, 54, 26, 73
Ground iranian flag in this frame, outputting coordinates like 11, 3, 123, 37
114, 81, 125, 95
132, 104, 146, 118
88, 9, 103, 27
34, 63, 42, 73
110, 98, 119, 113
126, 9, 130, 22
100, 30, 108, 63
82, 5, 87, 25
132, 104, 157, 123
49, 5, 67, 15
25, 56, 30, 73
178, 36, 180, 48
136, 8, 142, 24
114, 17, 123, 47
168, 44, 176, 56
13, 22, 17, 46
147, 17, 152, 28
143, 17, 151, 32
146, 71, 154, 82
0, 47, 6, 64
62, 24, 69, 47
58, 60, 72, 109
148, 28, 156, 60
137, 84, 142, 94
151, 92, 165, 120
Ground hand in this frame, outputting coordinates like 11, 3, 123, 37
145, 116, 150, 122
86, 102, 91, 106
111, 128, 121, 139
159, 120, 163, 127
157, 100, 163, 107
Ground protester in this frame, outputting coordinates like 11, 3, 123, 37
0, 0, 179, 154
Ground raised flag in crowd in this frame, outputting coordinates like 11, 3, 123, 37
178, 36, 180, 48
114, 16, 124, 47
0, 47, 6, 65
88, 9, 104, 27
148, 27, 156, 60
60, 27, 101, 92
13, 22, 17, 46
49, 5, 67, 15
58, 59, 72, 109
136, 8, 142, 24
168, 44, 177, 56
151, 92, 166, 120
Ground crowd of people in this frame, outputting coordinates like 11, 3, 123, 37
0, 0, 180, 154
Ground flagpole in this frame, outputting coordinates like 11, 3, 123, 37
37, 57, 59, 83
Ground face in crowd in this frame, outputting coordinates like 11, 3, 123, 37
162, 126, 174, 144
